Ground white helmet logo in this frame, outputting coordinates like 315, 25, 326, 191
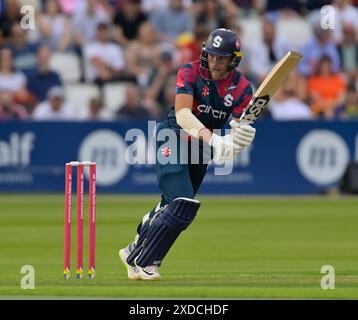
213, 35, 223, 48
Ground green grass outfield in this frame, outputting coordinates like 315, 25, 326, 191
0, 195, 357, 299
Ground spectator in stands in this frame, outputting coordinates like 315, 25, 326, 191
81, 96, 113, 121
117, 84, 153, 120
275, 69, 308, 102
308, 55, 347, 119
144, 48, 177, 115
0, 0, 22, 41
141, 0, 193, 14
264, 0, 301, 16
299, 25, 340, 77
26, 45, 62, 103
0, 90, 29, 120
270, 81, 312, 121
340, 84, 358, 119
113, 0, 148, 47
195, 0, 228, 30
37, 0, 72, 51
332, 0, 358, 44
159, 73, 177, 117
7, 24, 38, 73
337, 24, 358, 83
17, 0, 40, 10
176, 24, 209, 65
150, 0, 193, 44
126, 22, 161, 87
83, 22, 127, 84
304, 0, 332, 12
32, 86, 75, 120
248, 16, 290, 85
231, 0, 262, 17
72, 0, 112, 48
57, 0, 79, 14
59, 0, 114, 16
0, 48, 27, 93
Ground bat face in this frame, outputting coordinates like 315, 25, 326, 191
240, 95, 270, 124
240, 51, 303, 125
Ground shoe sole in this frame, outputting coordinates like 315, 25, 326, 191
133, 254, 162, 281
118, 249, 141, 280
138, 272, 161, 281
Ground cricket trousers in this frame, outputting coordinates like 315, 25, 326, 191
134, 118, 211, 247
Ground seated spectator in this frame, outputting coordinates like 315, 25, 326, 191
0, 48, 27, 93
113, 0, 148, 47
58, 0, 80, 14
126, 22, 161, 87
150, 0, 193, 44
176, 24, 209, 65
340, 83, 358, 119
7, 24, 38, 73
117, 84, 153, 120
274, 69, 308, 102
308, 55, 347, 119
270, 82, 313, 121
159, 74, 177, 117
32, 86, 75, 120
26, 45, 62, 103
83, 22, 127, 84
141, 0, 193, 14
0, 90, 29, 120
305, 0, 332, 11
196, 0, 228, 30
36, 0, 72, 51
0, 0, 22, 41
82, 96, 113, 120
248, 16, 291, 85
17, 0, 40, 10
264, 0, 301, 16
72, 0, 112, 48
59, 0, 113, 16
332, 0, 358, 44
299, 25, 340, 77
337, 24, 358, 83
230, 0, 262, 17
144, 48, 177, 114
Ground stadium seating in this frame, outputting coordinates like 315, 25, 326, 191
102, 82, 129, 113
49, 52, 82, 83
65, 83, 100, 118
239, 17, 312, 50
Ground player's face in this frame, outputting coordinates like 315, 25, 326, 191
208, 53, 231, 80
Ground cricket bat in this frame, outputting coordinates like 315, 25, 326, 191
233, 50, 303, 126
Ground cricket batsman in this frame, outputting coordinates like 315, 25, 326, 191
119, 28, 256, 280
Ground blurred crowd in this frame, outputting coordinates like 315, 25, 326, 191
0, 0, 357, 121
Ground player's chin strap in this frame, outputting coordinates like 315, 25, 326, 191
130, 198, 201, 268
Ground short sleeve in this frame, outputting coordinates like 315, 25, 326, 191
232, 84, 253, 118
175, 64, 196, 96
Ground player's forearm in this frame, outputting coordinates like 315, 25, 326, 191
175, 107, 212, 143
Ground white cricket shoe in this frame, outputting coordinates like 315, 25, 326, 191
134, 258, 161, 281
119, 247, 140, 280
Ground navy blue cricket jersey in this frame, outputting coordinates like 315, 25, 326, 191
165, 60, 253, 133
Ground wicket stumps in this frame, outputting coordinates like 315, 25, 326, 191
64, 161, 96, 280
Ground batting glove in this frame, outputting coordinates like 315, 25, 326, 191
230, 121, 256, 149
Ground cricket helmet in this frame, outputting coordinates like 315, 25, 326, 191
200, 28, 243, 71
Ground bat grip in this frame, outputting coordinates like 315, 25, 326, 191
229, 119, 251, 129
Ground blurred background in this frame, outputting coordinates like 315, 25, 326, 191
0, 0, 357, 195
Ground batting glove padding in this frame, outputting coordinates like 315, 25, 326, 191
209, 133, 241, 162
230, 122, 256, 148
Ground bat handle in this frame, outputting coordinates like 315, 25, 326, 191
229, 119, 251, 129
